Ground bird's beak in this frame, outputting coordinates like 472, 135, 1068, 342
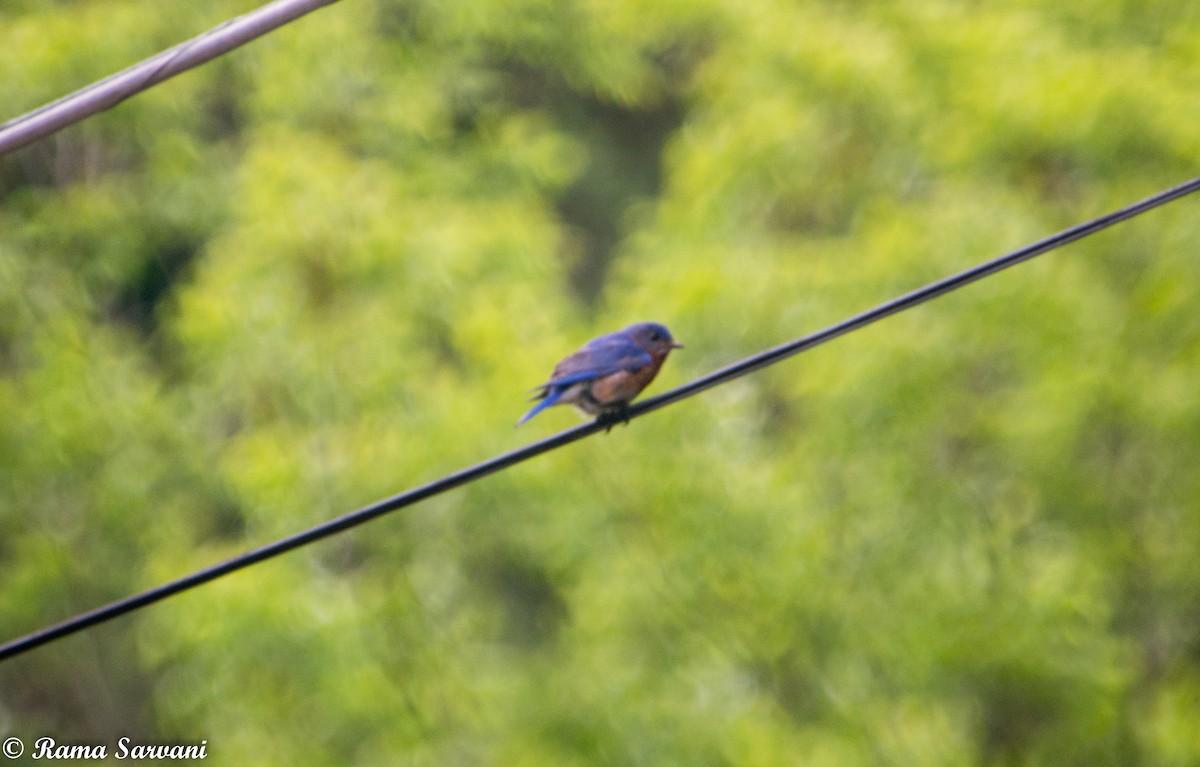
671, 341, 685, 349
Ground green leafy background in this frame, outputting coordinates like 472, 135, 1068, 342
2, 0, 1199, 764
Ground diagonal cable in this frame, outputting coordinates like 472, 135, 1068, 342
1, 176, 1197, 662
0, 0, 342, 156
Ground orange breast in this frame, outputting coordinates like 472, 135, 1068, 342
587, 357, 665, 407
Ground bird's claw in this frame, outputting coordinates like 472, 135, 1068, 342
596, 405, 632, 433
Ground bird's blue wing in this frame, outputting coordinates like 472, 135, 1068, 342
551, 334, 653, 385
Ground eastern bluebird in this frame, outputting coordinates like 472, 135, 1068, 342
518, 322, 683, 426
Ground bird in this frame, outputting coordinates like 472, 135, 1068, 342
517, 322, 683, 427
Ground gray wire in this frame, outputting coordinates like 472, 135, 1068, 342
0, 0, 342, 156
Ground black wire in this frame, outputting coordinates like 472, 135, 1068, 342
633, 176, 1200, 416
1, 176, 1197, 662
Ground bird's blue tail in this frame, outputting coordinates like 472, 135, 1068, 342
516, 388, 562, 426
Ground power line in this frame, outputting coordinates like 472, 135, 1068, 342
1, 176, 1197, 662
633, 176, 1200, 415
0, 0, 342, 157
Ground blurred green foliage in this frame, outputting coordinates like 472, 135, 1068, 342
2, 0, 1200, 764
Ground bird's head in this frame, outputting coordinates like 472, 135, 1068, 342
626, 322, 684, 357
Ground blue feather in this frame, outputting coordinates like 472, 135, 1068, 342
516, 386, 565, 426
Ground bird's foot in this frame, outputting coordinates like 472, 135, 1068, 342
595, 405, 632, 433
